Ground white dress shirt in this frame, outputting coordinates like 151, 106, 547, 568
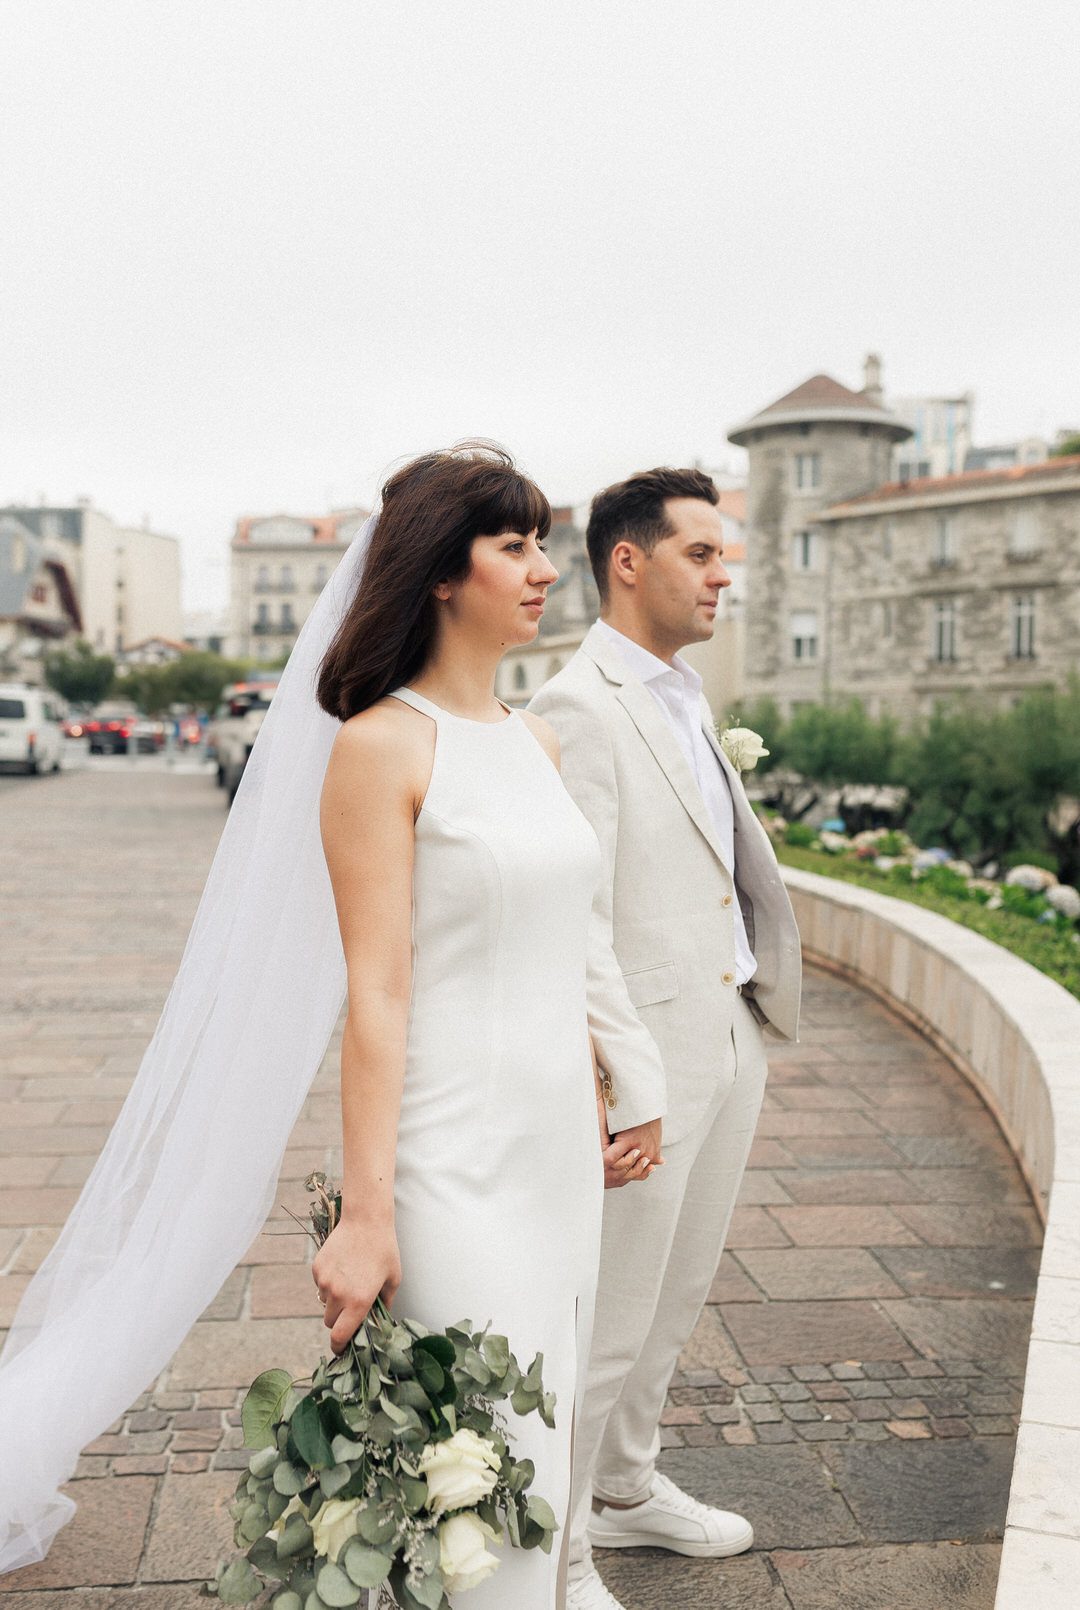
594, 618, 758, 987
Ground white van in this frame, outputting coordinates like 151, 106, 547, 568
0, 684, 64, 775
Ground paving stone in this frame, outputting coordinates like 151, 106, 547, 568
772, 1204, 922, 1246
797, 1421, 848, 1441
780, 1136, 908, 1168
708, 1252, 764, 1304
736, 1247, 904, 1301
897, 1167, 1032, 1204
774, 1540, 1002, 1608
0, 1477, 156, 1590
722, 1300, 914, 1366
830, 1362, 865, 1379
678, 1306, 743, 1374
660, 1444, 861, 1550
780, 1168, 923, 1205
790, 1365, 831, 1382
886, 1420, 931, 1439
736, 1171, 794, 1206
756, 1421, 798, 1443
749, 1364, 793, 1384
249, 1260, 326, 1319
599, 1549, 789, 1609
820, 1437, 1016, 1540
881, 1297, 1034, 1362
140, 1469, 239, 1581
894, 1203, 1042, 1248
931, 1418, 972, 1437
725, 1205, 792, 1248
165, 1316, 322, 1391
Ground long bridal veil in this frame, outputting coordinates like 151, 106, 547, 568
0, 514, 377, 1574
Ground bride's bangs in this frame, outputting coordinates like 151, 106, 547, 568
482, 472, 552, 544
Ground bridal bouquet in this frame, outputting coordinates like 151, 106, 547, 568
202, 1174, 558, 1610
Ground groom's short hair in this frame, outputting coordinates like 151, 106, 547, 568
586, 467, 720, 602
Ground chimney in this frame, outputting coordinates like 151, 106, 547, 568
863, 353, 884, 407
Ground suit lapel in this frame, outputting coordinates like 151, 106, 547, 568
581, 624, 732, 875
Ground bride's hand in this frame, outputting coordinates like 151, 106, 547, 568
597, 1094, 653, 1189
311, 1214, 402, 1356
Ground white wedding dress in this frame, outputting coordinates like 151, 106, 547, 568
386, 687, 604, 1609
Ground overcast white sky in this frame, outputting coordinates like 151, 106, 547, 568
3, 1, 1078, 612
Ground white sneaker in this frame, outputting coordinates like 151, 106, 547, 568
588, 1470, 754, 1558
566, 1567, 627, 1610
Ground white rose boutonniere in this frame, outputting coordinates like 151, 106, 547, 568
719, 724, 770, 775
419, 1426, 502, 1513
438, 1511, 503, 1593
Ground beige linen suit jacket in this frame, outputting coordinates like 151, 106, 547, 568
530, 622, 802, 1146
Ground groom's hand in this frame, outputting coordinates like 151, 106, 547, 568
606, 1116, 665, 1186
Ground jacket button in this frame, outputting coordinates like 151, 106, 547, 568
722, 894, 733, 907
722, 970, 735, 984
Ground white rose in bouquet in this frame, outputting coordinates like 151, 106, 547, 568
310, 1496, 362, 1562
719, 726, 770, 775
438, 1511, 503, 1593
420, 1427, 502, 1513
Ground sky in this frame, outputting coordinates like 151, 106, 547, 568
2, 0, 1078, 613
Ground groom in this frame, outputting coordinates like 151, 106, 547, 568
530, 467, 802, 1610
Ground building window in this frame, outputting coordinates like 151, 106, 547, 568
882, 520, 894, 560
932, 599, 957, 662
255, 565, 269, 591
932, 515, 956, 567
791, 610, 818, 662
280, 565, 294, 590
1010, 593, 1036, 659
1008, 506, 1040, 558
256, 602, 269, 626
791, 529, 816, 570
513, 663, 527, 691
898, 458, 931, 480
281, 604, 295, 632
794, 453, 821, 492
881, 600, 893, 637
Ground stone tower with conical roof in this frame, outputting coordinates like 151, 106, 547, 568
728, 356, 911, 712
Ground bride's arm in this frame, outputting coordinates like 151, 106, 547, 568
313, 704, 428, 1353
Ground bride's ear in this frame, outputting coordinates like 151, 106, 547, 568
433, 579, 453, 602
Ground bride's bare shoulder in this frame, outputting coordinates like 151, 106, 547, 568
326, 696, 434, 800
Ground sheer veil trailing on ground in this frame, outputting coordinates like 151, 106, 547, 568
0, 515, 378, 1575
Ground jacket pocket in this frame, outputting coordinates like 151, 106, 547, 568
623, 961, 679, 1009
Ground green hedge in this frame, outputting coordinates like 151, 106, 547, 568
777, 842, 1080, 1002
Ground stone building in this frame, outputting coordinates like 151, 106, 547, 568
728, 365, 911, 713
819, 456, 1080, 719
228, 509, 369, 662
729, 360, 1080, 719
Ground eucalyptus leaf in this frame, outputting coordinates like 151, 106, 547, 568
319, 1462, 352, 1498
462, 1348, 492, 1386
216, 1558, 262, 1605
355, 1503, 397, 1546
526, 1495, 558, 1532
247, 1535, 292, 1582
414, 1334, 455, 1370
241, 1369, 293, 1450
248, 1446, 279, 1480
407, 1569, 446, 1609
270, 1594, 302, 1610
273, 1461, 307, 1496
314, 1560, 363, 1606
399, 1475, 428, 1513
540, 1391, 557, 1429
238, 1500, 268, 1544
341, 1538, 393, 1588
330, 1433, 367, 1463
291, 1395, 335, 1470
481, 1334, 510, 1375
275, 1513, 314, 1561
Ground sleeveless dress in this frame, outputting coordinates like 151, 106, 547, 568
386, 687, 605, 1610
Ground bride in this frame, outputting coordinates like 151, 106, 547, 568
0, 444, 659, 1609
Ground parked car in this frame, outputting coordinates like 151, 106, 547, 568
212, 680, 278, 800
83, 702, 165, 755
0, 684, 65, 775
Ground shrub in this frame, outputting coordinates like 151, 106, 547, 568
876, 830, 907, 857
919, 865, 972, 900
999, 884, 1049, 921
785, 821, 818, 848
1003, 848, 1059, 873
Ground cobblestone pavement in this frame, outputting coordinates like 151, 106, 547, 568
0, 768, 1037, 1608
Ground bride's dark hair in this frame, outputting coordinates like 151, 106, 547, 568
316, 442, 551, 721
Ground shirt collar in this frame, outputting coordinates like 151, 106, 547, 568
594, 618, 703, 699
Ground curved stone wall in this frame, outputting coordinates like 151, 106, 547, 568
781, 867, 1080, 1608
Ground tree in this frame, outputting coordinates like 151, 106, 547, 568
1050, 432, 1080, 459
43, 639, 115, 706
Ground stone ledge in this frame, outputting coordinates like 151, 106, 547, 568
780, 867, 1080, 1610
